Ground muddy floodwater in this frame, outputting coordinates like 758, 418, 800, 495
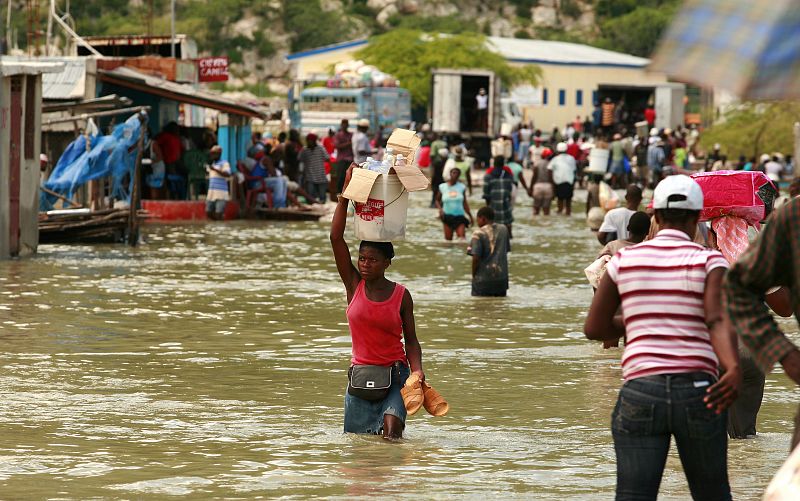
1, 191, 798, 499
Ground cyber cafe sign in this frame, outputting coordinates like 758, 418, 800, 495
197, 57, 229, 82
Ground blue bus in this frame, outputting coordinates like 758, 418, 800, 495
291, 86, 412, 136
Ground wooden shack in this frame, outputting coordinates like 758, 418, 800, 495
0, 59, 63, 259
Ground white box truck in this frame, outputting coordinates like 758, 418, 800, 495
430, 68, 501, 137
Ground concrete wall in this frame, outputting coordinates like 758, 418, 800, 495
0, 73, 43, 258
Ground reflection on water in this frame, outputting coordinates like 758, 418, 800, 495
0, 192, 798, 498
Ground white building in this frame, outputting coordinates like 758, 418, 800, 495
287, 36, 676, 130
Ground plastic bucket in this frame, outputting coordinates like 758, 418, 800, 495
353, 173, 409, 242
587, 148, 609, 174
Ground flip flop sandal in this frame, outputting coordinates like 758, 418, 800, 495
422, 381, 449, 417
401, 373, 424, 415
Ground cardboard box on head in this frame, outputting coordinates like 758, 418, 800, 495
342, 128, 430, 204
342, 128, 430, 241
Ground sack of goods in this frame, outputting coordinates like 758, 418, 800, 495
342, 128, 430, 241
690, 170, 778, 226
598, 181, 619, 211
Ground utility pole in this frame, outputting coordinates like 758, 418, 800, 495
45, 0, 53, 55
6, 0, 13, 52
170, 0, 175, 58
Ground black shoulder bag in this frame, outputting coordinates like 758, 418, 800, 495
347, 365, 392, 401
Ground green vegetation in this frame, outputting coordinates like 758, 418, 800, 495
700, 102, 800, 159
594, 2, 680, 57
510, 0, 539, 19
355, 29, 541, 108
560, 0, 582, 19
387, 15, 480, 34
284, 0, 356, 52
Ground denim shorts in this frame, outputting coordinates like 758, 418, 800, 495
344, 362, 409, 435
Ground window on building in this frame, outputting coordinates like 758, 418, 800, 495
576, 89, 583, 106
542, 88, 548, 105
592, 90, 598, 106
559, 89, 566, 106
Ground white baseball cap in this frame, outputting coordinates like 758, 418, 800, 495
556, 142, 567, 153
357, 118, 370, 128
652, 174, 704, 210
650, 127, 659, 137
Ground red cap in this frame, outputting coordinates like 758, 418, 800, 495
306, 133, 318, 142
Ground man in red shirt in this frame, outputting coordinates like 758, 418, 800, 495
333, 119, 354, 197
156, 122, 185, 200
644, 106, 656, 127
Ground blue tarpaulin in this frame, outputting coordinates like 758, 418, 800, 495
41, 113, 146, 210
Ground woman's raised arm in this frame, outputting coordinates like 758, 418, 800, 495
330, 163, 360, 300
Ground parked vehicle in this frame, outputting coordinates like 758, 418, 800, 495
290, 86, 412, 135
429, 68, 501, 137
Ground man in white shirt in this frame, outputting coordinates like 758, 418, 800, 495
597, 185, 643, 244
549, 142, 577, 216
765, 155, 784, 182
352, 118, 372, 164
475, 88, 488, 132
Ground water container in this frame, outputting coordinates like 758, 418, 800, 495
353, 173, 409, 242
384, 147, 395, 169
587, 148, 610, 174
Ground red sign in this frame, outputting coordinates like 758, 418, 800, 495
197, 57, 229, 82
356, 198, 385, 223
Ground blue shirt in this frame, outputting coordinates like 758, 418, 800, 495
507, 162, 523, 184
439, 181, 466, 216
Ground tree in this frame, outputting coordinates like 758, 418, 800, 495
596, 5, 677, 57
699, 102, 800, 160
355, 30, 541, 108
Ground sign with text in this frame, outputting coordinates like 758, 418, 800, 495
197, 57, 229, 82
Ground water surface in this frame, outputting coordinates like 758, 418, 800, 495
0, 192, 798, 499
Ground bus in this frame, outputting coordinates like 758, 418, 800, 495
291, 86, 412, 136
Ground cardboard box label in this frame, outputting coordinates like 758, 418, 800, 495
356, 198, 385, 223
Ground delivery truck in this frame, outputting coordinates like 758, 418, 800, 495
429, 68, 502, 137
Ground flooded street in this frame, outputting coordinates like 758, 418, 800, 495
1, 191, 798, 499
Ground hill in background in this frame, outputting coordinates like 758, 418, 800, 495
8, 0, 679, 95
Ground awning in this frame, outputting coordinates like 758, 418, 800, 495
97, 66, 266, 119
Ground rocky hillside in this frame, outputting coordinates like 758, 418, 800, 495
12, 0, 678, 94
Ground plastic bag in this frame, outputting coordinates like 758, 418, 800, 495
599, 181, 619, 211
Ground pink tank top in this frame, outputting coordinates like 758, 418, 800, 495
346, 280, 408, 366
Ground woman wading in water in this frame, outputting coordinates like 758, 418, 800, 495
330, 164, 424, 439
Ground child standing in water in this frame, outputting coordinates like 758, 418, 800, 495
330, 164, 425, 439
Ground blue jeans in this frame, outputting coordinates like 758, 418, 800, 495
612, 373, 731, 501
264, 177, 287, 208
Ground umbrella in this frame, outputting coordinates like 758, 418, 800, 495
650, 0, 800, 100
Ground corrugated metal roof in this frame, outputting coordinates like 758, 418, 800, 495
286, 39, 368, 61
40, 57, 86, 100
98, 66, 266, 118
487, 36, 650, 68
286, 36, 650, 69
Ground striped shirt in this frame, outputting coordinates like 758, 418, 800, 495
299, 145, 329, 184
606, 229, 729, 381
206, 159, 231, 202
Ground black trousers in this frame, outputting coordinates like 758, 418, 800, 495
727, 348, 764, 439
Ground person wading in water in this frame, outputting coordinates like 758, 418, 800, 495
330, 164, 425, 440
